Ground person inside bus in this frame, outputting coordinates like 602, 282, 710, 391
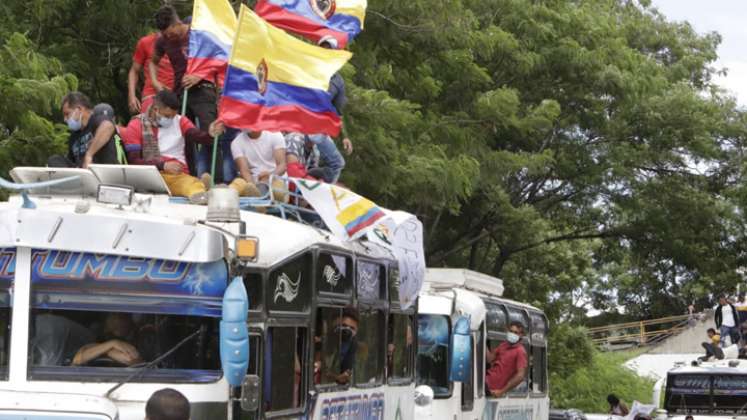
72, 312, 143, 367
607, 394, 629, 416
699, 328, 724, 361
486, 321, 528, 397
145, 388, 190, 420
31, 313, 96, 366
319, 307, 358, 385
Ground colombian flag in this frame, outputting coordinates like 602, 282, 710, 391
219, 5, 352, 136
255, 0, 366, 49
187, 0, 237, 87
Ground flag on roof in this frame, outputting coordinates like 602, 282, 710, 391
186, 0, 237, 87
219, 5, 352, 136
255, 0, 366, 49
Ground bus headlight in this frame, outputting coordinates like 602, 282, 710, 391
97, 184, 133, 207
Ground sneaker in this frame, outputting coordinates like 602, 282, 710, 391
200, 173, 212, 190
243, 183, 262, 197
189, 192, 208, 205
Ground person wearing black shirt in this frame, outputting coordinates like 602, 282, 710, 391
51, 92, 118, 168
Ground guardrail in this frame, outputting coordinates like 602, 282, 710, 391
587, 314, 696, 347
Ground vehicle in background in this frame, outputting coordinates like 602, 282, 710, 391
415, 268, 550, 420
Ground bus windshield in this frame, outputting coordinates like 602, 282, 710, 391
26, 250, 227, 383
416, 314, 450, 397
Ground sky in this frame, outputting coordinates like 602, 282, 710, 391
652, 0, 747, 106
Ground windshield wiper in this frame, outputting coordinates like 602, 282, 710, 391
105, 326, 204, 397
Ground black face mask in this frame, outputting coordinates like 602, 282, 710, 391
335, 325, 355, 342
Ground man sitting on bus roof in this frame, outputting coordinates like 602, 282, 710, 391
120, 90, 245, 203
699, 328, 724, 362
486, 321, 528, 398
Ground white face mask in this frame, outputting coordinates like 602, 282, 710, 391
506, 332, 521, 344
158, 115, 175, 128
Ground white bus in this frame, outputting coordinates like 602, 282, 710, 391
415, 268, 550, 420
0, 165, 416, 419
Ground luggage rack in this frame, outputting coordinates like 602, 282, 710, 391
169, 176, 325, 225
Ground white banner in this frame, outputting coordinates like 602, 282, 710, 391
368, 210, 425, 310
294, 179, 387, 241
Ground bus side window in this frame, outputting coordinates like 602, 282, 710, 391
315, 307, 357, 388
354, 308, 386, 386
387, 313, 414, 383
476, 322, 485, 398
264, 327, 306, 413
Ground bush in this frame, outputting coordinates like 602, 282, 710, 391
550, 349, 655, 412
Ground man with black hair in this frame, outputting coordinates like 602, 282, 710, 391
120, 90, 247, 203
699, 328, 724, 361
486, 321, 528, 397
150, 5, 229, 184
52, 91, 118, 168
716, 295, 740, 346
145, 388, 190, 420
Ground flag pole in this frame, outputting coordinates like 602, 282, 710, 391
210, 134, 219, 187
180, 89, 189, 115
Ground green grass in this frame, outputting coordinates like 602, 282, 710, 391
550, 350, 656, 413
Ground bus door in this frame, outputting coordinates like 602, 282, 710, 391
261, 252, 312, 419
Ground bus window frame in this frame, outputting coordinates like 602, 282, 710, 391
386, 309, 415, 387
529, 311, 548, 397
236, 328, 264, 420
313, 304, 354, 394
243, 269, 265, 316
505, 305, 531, 398
262, 319, 310, 419
315, 249, 354, 301
353, 258, 388, 389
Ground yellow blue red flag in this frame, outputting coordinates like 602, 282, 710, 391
187, 0, 237, 87
219, 5, 352, 136
255, 0, 366, 49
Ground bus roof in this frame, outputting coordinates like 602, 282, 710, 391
424, 268, 504, 297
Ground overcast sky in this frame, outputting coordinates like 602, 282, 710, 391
652, 0, 747, 106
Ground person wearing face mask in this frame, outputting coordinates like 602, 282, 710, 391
119, 90, 246, 203
50, 92, 119, 168
486, 321, 528, 398
320, 307, 359, 385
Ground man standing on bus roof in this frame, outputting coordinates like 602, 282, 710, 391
486, 321, 528, 398
52, 92, 119, 168
715, 294, 740, 346
128, 31, 174, 114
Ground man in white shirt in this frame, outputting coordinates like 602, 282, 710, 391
210, 121, 286, 200
716, 295, 740, 346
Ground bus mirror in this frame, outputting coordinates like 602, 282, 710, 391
220, 276, 250, 387
449, 315, 472, 383
240, 374, 261, 411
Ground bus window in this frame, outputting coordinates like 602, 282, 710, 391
416, 314, 451, 397
267, 253, 312, 314
264, 327, 306, 413
357, 261, 385, 302
354, 308, 385, 386
387, 313, 414, 383
315, 307, 358, 388
317, 253, 352, 296
530, 313, 547, 394
486, 308, 529, 398
0, 248, 12, 380
506, 307, 530, 394
243, 272, 263, 312
485, 303, 507, 334
28, 310, 221, 382
461, 336, 474, 411
476, 322, 485, 397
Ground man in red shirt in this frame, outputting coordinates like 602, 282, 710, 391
119, 90, 248, 203
127, 33, 174, 114
486, 321, 528, 397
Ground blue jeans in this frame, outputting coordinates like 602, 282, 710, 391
306, 134, 345, 183
195, 128, 238, 183
720, 325, 740, 346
